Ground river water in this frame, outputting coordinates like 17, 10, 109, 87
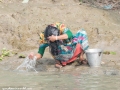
0, 65, 120, 90
0, 48, 120, 90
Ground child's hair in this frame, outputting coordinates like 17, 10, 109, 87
44, 25, 60, 56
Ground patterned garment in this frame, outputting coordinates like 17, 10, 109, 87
54, 29, 89, 61
54, 43, 76, 61
38, 22, 89, 62
72, 29, 89, 50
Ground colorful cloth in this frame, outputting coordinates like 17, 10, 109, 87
61, 43, 82, 66
72, 29, 89, 50
54, 29, 89, 62
38, 22, 89, 64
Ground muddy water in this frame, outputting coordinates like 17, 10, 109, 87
0, 66, 120, 90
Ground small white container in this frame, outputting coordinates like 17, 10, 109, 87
85, 49, 103, 67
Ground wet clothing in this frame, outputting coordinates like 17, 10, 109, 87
38, 22, 89, 65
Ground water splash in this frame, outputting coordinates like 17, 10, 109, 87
16, 56, 38, 73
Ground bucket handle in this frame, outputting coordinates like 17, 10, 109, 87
99, 52, 102, 56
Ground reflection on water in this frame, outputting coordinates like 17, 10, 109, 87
0, 66, 120, 90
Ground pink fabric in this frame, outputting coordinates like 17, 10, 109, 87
61, 43, 82, 66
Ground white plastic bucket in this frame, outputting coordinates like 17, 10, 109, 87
85, 49, 102, 67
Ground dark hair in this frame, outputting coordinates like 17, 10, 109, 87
44, 25, 60, 56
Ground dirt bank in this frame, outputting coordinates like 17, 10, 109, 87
0, 0, 120, 52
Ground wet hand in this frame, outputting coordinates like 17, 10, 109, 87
48, 35, 56, 42
28, 52, 34, 59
